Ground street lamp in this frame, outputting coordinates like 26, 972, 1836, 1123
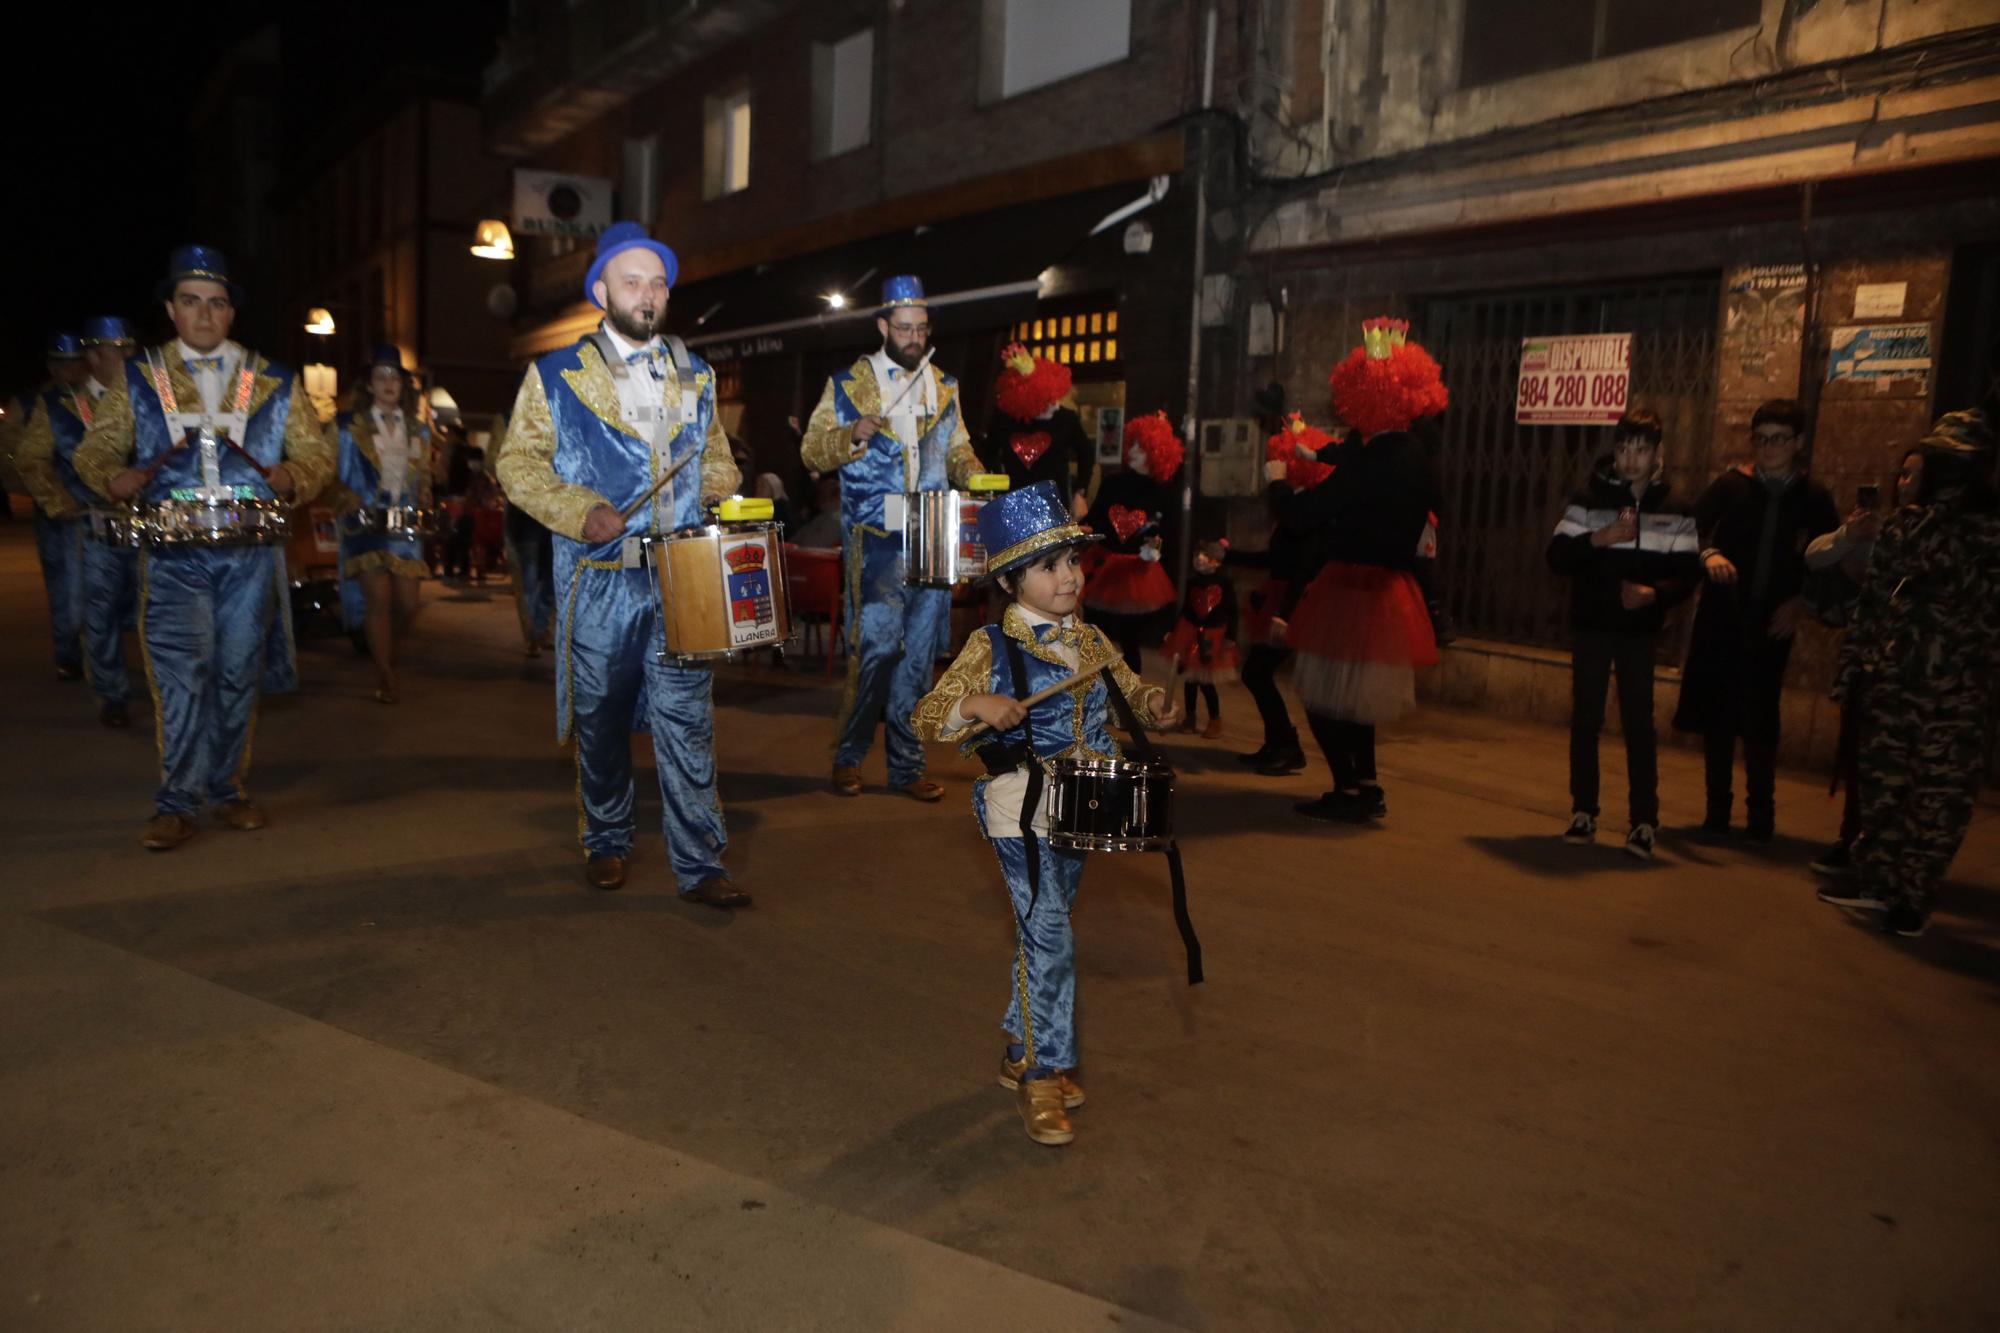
304, 307, 336, 336
471, 219, 516, 260
824, 292, 847, 310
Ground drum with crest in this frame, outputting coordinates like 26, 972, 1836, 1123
639, 498, 792, 663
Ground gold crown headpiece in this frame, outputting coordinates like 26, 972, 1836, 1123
1362, 317, 1409, 361
1000, 342, 1036, 377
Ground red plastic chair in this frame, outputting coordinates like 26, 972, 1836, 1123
786, 544, 844, 679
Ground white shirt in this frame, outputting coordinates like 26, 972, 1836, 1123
177, 338, 242, 416
602, 324, 667, 420
948, 605, 1081, 838
370, 405, 413, 499
869, 349, 935, 488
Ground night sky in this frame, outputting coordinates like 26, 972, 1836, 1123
1, 2, 505, 397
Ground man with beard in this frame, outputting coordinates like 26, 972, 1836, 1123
495, 222, 747, 907
801, 275, 980, 800
75, 246, 334, 850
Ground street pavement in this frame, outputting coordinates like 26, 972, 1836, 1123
1, 520, 1996, 1332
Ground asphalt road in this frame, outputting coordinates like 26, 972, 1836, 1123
2, 521, 1995, 1332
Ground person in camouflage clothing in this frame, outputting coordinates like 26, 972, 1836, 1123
1819, 409, 2000, 937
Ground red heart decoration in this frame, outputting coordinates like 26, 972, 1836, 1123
1192, 585, 1222, 618
1107, 504, 1145, 544
1011, 431, 1051, 468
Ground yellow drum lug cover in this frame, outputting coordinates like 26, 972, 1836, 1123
965, 473, 1011, 493
717, 496, 775, 522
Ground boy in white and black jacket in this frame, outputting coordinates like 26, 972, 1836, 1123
1546, 410, 1701, 859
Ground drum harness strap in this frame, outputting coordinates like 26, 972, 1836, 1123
1098, 664, 1205, 986
589, 330, 701, 536
137, 349, 274, 489
971, 630, 1203, 985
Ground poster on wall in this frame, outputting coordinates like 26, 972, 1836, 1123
1720, 263, 1807, 399
1826, 323, 1932, 391
513, 169, 613, 238
1093, 405, 1125, 464
1515, 333, 1631, 425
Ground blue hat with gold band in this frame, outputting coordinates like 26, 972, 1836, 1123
881, 275, 926, 311
584, 221, 679, 308
80, 316, 135, 347
157, 244, 243, 305
46, 332, 84, 360
976, 480, 1102, 582
369, 343, 404, 370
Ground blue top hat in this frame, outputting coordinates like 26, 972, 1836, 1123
368, 343, 404, 370
79, 316, 135, 346
46, 332, 84, 360
583, 222, 680, 309
881, 275, 926, 311
157, 244, 243, 305
976, 480, 1102, 582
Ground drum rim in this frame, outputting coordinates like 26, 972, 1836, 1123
1046, 830, 1171, 852
642, 520, 783, 546
1047, 756, 1176, 777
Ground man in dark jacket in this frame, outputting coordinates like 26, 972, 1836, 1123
1673, 399, 1840, 840
1547, 410, 1701, 859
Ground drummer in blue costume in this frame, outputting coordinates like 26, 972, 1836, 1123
912, 481, 1179, 1147
12, 332, 91, 683
75, 245, 334, 851
801, 275, 981, 801
495, 222, 749, 907
334, 344, 435, 704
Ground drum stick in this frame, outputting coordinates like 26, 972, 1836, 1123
616, 445, 701, 522
854, 350, 936, 458
958, 654, 1123, 739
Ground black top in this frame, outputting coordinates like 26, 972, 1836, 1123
1692, 466, 1840, 625
1177, 568, 1239, 637
1277, 430, 1438, 575
983, 405, 1097, 502
1545, 461, 1702, 635
1084, 468, 1168, 558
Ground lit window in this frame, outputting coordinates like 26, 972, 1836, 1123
1060, 316, 1073, 337
1089, 340, 1101, 362
1104, 338, 1117, 359
1106, 311, 1118, 333
1057, 345, 1071, 364
811, 29, 874, 160
1032, 319, 1044, 340
1089, 313, 1103, 334
703, 87, 752, 200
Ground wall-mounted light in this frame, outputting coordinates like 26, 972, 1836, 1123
305, 307, 336, 336
471, 219, 516, 260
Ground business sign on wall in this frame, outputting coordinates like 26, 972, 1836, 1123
513, 170, 613, 238
1516, 333, 1632, 425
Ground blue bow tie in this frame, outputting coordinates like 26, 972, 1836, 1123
188, 355, 223, 373
1037, 622, 1089, 650
626, 348, 664, 381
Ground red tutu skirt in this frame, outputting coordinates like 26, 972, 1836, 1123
1286, 562, 1438, 723
1241, 577, 1292, 646
1163, 622, 1240, 682
1083, 551, 1176, 615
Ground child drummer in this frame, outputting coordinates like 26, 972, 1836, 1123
912, 481, 1181, 1147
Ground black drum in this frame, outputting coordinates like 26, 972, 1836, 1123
1045, 756, 1174, 852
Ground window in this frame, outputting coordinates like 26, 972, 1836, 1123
1459, 0, 1759, 89
812, 29, 874, 160
703, 86, 752, 200
1014, 302, 1119, 371
980, 0, 1130, 102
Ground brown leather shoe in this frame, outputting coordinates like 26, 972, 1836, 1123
99, 701, 131, 728
831, 766, 863, 797
1202, 717, 1224, 739
680, 876, 751, 910
215, 800, 268, 831
585, 855, 627, 891
1018, 1077, 1075, 1146
895, 778, 945, 803
998, 1051, 1085, 1109
141, 813, 197, 851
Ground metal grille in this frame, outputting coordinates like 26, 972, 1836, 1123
1424, 276, 1721, 657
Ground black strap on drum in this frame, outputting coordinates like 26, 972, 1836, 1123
1001, 635, 1046, 920
1099, 667, 1204, 986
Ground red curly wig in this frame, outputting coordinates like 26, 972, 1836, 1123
1327, 339, 1449, 440
1266, 412, 1336, 490
1122, 410, 1185, 482
992, 344, 1072, 420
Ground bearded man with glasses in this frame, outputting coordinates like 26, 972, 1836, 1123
1673, 398, 1839, 841
801, 275, 980, 801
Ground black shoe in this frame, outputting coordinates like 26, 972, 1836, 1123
1741, 820, 1774, 844
1563, 812, 1597, 845
1817, 883, 1889, 910
1697, 808, 1732, 837
1295, 791, 1370, 824
1357, 785, 1388, 819
1809, 842, 1853, 876
1254, 745, 1307, 776
1882, 902, 1928, 938
1236, 745, 1273, 767
1624, 823, 1657, 861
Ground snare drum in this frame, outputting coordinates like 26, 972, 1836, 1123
341, 504, 443, 538
140, 495, 290, 546
87, 507, 144, 549
1045, 756, 1175, 852
641, 519, 792, 662
887, 475, 1009, 586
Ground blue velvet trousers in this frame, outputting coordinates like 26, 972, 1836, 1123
139, 547, 276, 816
977, 786, 1088, 1070
836, 528, 951, 785
81, 538, 139, 705
569, 566, 727, 890
33, 513, 84, 670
